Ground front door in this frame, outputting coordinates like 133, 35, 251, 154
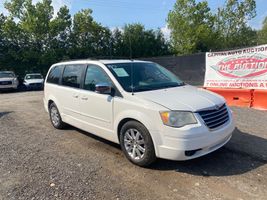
77, 64, 114, 139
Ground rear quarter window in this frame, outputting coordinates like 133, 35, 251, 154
62, 65, 84, 88
46, 65, 64, 84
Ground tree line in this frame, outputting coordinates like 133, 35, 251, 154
0, 0, 267, 75
168, 0, 267, 54
0, 0, 169, 75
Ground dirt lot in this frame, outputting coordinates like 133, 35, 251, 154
0, 91, 266, 200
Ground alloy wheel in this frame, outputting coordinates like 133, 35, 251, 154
124, 128, 146, 160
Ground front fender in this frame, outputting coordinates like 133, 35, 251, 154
114, 109, 163, 156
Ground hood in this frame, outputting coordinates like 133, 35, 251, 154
134, 85, 225, 112
0, 77, 15, 82
24, 79, 44, 84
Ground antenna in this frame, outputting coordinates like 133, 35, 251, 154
109, 37, 113, 59
128, 32, 134, 95
128, 32, 133, 60
130, 60, 134, 95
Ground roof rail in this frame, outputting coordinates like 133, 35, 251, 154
59, 58, 96, 62
60, 56, 131, 63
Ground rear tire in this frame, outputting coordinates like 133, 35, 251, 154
49, 102, 66, 129
120, 121, 156, 167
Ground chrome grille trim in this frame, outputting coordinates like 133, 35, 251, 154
198, 104, 229, 130
203, 109, 228, 121
199, 106, 227, 117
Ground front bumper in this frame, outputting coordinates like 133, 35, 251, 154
25, 83, 43, 89
152, 109, 235, 161
0, 84, 18, 90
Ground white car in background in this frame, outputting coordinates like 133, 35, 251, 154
44, 60, 235, 166
0, 71, 19, 91
23, 73, 44, 90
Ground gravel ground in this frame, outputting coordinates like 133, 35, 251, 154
0, 91, 266, 200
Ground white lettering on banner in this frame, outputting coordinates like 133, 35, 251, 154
204, 44, 267, 89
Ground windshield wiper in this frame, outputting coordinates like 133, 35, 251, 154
131, 82, 184, 92
131, 85, 153, 92
156, 82, 185, 89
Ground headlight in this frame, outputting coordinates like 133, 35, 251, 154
160, 111, 197, 128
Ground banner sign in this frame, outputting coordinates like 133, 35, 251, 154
204, 44, 267, 89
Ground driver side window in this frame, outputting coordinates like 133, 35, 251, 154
84, 65, 112, 92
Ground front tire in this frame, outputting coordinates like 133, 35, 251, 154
49, 102, 66, 129
120, 121, 156, 167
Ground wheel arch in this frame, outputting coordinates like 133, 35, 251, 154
115, 111, 160, 156
46, 95, 61, 114
48, 99, 54, 108
117, 118, 143, 141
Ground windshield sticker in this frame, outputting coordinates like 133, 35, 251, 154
113, 68, 129, 77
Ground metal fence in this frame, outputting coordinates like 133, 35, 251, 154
143, 53, 206, 86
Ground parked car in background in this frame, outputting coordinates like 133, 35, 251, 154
0, 71, 19, 91
23, 73, 44, 90
44, 60, 235, 166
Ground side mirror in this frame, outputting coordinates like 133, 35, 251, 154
95, 83, 113, 95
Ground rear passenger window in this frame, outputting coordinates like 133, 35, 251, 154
62, 65, 84, 88
47, 65, 63, 84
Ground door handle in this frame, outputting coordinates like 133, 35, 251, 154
73, 94, 79, 98
81, 96, 88, 100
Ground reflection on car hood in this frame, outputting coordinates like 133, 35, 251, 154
134, 85, 225, 112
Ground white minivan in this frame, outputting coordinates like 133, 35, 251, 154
44, 60, 235, 166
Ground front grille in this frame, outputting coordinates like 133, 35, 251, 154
198, 104, 229, 130
0, 81, 12, 85
29, 83, 42, 86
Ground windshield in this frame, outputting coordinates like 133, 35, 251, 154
106, 62, 184, 92
0, 72, 15, 78
25, 74, 43, 79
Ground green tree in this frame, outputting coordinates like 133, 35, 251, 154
1, 0, 73, 74
153, 29, 170, 56
110, 28, 125, 57
167, 0, 215, 54
0, 0, 170, 76
257, 17, 267, 44
2, 0, 55, 74
47, 6, 72, 62
69, 9, 112, 58
1, 13, 26, 73
0, 14, 7, 70
167, 0, 257, 54
4, 0, 26, 19
122, 23, 169, 58
215, 0, 257, 49
123, 23, 146, 57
